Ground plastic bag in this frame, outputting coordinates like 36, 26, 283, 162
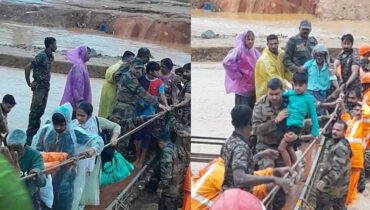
100, 151, 134, 186
40, 175, 53, 208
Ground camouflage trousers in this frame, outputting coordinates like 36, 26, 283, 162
113, 103, 135, 156
308, 187, 348, 210
255, 142, 285, 169
255, 142, 287, 210
26, 88, 49, 145
158, 195, 178, 210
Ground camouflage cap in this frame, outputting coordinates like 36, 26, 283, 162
300, 19, 312, 29
137, 47, 154, 59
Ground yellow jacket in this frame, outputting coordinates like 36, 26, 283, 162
191, 158, 273, 210
342, 104, 370, 169
255, 48, 292, 100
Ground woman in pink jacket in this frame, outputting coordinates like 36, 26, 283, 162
223, 31, 260, 108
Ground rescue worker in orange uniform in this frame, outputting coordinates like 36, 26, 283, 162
191, 150, 289, 210
340, 99, 370, 205
358, 43, 370, 78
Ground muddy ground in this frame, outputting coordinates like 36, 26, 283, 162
191, 0, 370, 21
191, 12, 370, 62
0, 0, 191, 47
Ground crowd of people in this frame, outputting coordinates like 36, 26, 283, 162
191, 19, 370, 210
0, 37, 191, 210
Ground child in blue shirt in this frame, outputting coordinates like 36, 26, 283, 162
278, 72, 319, 169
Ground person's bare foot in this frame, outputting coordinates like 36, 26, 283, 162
136, 161, 143, 169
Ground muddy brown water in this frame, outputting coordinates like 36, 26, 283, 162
0, 21, 190, 65
191, 10, 370, 49
0, 66, 104, 131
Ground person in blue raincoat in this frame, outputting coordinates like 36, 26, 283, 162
31, 103, 104, 210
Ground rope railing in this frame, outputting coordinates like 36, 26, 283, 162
21, 110, 167, 181
262, 104, 340, 207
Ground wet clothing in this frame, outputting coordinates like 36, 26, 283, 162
60, 46, 92, 111
137, 75, 164, 116
19, 146, 47, 198
341, 104, 370, 205
337, 49, 361, 92
0, 154, 33, 210
72, 116, 121, 208
160, 73, 179, 106
304, 59, 337, 92
26, 50, 53, 145
31, 103, 104, 210
252, 95, 285, 147
31, 50, 53, 90
223, 31, 260, 100
158, 141, 186, 198
283, 34, 317, 73
255, 48, 292, 100
114, 69, 158, 119
283, 90, 319, 136
0, 104, 8, 143
311, 137, 352, 210
158, 196, 178, 210
175, 81, 191, 126
98, 60, 125, 118
220, 132, 254, 192
191, 157, 273, 210
27, 87, 49, 145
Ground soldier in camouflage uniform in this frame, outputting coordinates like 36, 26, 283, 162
309, 121, 352, 210
25, 37, 57, 145
136, 47, 154, 75
172, 63, 191, 127
113, 58, 167, 152
334, 34, 362, 93
252, 78, 299, 209
221, 105, 291, 196
157, 137, 186, 210
283, 19, 317, 74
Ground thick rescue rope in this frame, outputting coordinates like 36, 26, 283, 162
262, 104, 340, 207
21, 111, 167, 181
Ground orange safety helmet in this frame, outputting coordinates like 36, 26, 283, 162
361, 72, 370, 84
359, 43, 370, 57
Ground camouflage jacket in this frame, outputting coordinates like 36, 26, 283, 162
283, 34, 317, 73
221, 132, 254, 192
252, 95, 285, 146
158, 142, 186, 197
176, 81, 191, 126
115, 70, 158, 107
316, 137, 352, 197
31, 50, 53, 89
337, 49, 361, 92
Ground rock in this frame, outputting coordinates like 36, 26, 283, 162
201, 30, 219, 39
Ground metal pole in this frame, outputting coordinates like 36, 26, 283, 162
262, 105, 339, 206
21, 111, 167, 181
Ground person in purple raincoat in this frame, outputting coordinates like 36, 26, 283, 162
223, 30, 261, 108
60, 46, 92, 118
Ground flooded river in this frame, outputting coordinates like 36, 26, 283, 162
191, 10, 370, 49
0, 66, 104, 131
0, 21, 190, 65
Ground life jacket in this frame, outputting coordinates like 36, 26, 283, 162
191, 157, 225, 210
191, 157, 273, 210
